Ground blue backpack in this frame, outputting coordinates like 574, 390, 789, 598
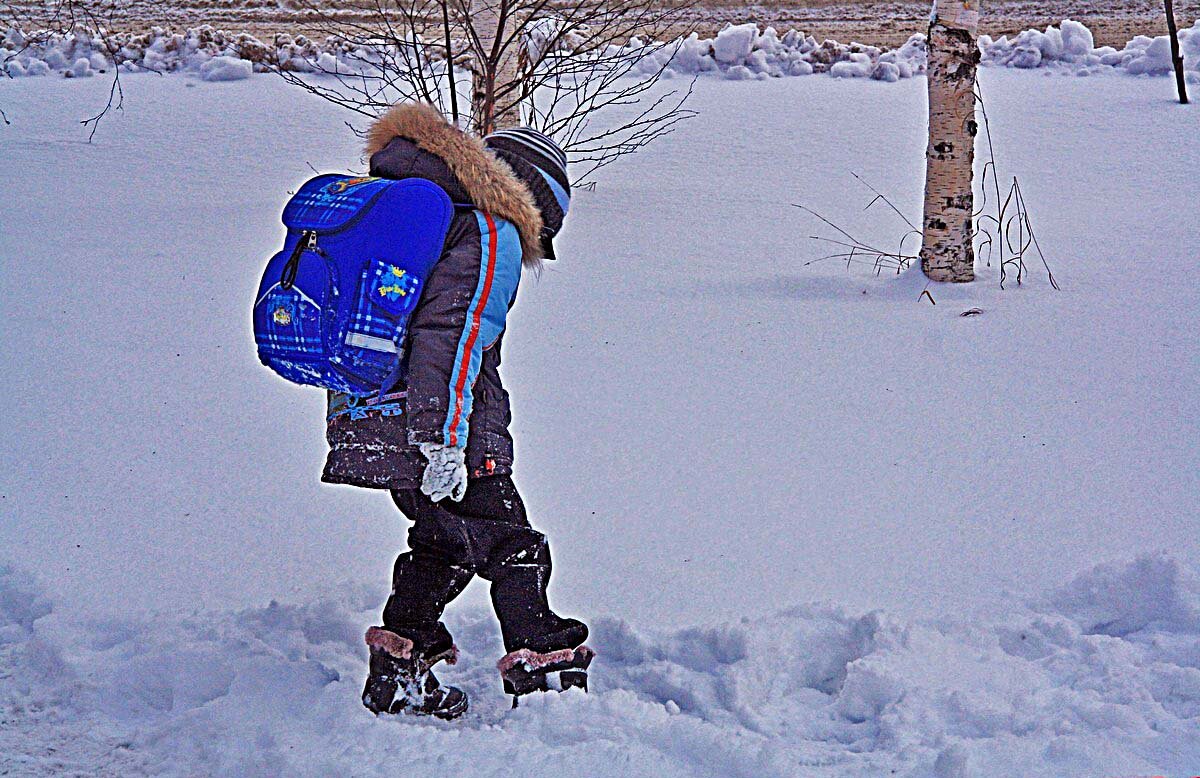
253, 174, 454, 396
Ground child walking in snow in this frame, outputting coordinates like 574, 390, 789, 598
321, 103, 589, 720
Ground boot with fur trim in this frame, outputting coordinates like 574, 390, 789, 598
498, 644, 595, 703
362, 626, 468, 720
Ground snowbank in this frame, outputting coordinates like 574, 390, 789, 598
0, 24, 366, 80
980, 18, 1200, 79
636, 25, 928, 82
2, 554, 1198, 776
651, 18, 1200, 81
3, 19, 1198, 84
199, 55, 253, 82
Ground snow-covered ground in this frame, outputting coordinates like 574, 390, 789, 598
5, 554, 1200, 776
1, 68, 1198, 776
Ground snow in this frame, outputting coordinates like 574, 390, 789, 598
4, 18, 1199, 84
3, 554, 1199, 775
0, 24, 337, 79
712, 23, 758, 65
198, 55, 252, 82
523, 16, 587, 64
980, 18, 1200, 78
67, 57, 94, 79
653, 18, 1200, 80
315, 50, 357, 76
652, 24, 916, 80
1123, 35, 1182, 76
2, 65, 1199, 775
1046, 554, 1200, 637
830, 55, 872, 79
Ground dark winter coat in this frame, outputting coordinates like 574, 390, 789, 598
322, 104, 545, 490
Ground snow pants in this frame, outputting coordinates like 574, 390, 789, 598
384, 476, 584, 654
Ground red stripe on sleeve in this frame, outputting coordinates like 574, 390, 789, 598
447, 212, 499, 447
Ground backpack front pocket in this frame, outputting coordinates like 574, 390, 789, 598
253, 246, 339, 386
366, 259, 424, 319
334, 258, 421, 387
346, 259, 423, 342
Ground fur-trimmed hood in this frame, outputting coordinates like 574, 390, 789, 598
365, 102, 544, 267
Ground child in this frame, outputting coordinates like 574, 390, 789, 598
321, 103, 589, 720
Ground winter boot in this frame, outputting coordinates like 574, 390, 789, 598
498, 645, 595, 703
362, 626, 468, 720
497, 618, 593, 705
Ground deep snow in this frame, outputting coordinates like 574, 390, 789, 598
1, 67, 1198, 776
3, 553, 1200, 777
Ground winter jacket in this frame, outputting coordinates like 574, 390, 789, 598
322, 103, 545, 490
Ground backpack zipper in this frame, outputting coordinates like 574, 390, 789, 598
280, 230, 317, 290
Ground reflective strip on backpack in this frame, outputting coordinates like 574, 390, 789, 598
345, 332, 398, 353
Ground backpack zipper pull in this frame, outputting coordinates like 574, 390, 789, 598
280, 230, 316, 290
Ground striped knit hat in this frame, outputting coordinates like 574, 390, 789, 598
484, 128, 570, 261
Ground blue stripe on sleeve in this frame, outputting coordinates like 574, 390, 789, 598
441, 213, 523, 448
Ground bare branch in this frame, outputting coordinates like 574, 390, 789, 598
793, 202, 917, 276
259, 0, 698, 177
793, 83, 1059, 291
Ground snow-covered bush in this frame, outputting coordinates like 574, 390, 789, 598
828, 53, 874, 79
712, 23, 755, 64
1112, 21, 1200, 77
523, 16, 587, 63
979, 20, 1099, 69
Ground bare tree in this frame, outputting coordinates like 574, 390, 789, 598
794, 40, 1058, 295
469, 0, 522, 132
1164, 0, 1190, 104
919, 0, 981, 283
273, 0, 697, 180
1, 0, 125, 138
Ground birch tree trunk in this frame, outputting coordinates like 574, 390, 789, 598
471, 0, 523, 134
1165, 0, 1190, 104
920, 0, 982, 283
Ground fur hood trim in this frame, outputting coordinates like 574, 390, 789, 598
365, 103, 545, 268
